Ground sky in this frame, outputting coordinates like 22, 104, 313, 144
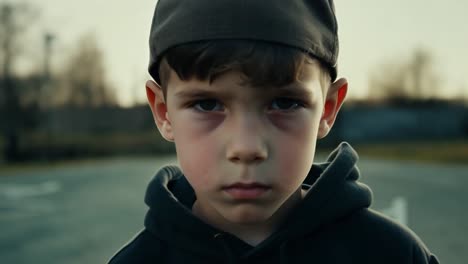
14, 0, 468, 106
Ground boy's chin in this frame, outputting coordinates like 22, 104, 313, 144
221, 206, 276, 225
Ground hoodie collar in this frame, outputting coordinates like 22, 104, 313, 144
143, 142, 372, 259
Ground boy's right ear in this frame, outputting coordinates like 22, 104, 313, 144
146, 80, 174, 142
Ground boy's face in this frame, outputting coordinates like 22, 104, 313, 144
147, 64, 347, 227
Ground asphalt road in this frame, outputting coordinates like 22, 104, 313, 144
0, 156, 466, 263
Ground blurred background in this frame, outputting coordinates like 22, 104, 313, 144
0, 0, 467, 263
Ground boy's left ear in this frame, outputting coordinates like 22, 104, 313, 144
317, 78, 348, 139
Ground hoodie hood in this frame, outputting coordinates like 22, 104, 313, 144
143, 142, 372, 260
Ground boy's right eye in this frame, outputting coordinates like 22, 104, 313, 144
193, 99, 224, 112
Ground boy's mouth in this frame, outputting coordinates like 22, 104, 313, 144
222, 183, 271, 199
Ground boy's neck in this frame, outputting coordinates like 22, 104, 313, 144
192, 188, 307, 246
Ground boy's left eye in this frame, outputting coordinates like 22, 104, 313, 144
270, 98, 303, 111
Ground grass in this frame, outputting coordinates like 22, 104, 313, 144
0, 131, 175, 169
350, 141, 468, 165
13, 131, 176, 160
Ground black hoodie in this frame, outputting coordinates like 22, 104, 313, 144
109, 142, 439, 263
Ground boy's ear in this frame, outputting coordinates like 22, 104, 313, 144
146, 80, 174, 142
317, 78, 348, 139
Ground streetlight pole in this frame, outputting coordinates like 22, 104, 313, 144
42, 32, 55, 160
42, 32, 55, 107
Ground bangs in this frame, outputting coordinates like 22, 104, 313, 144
157, 40, 327, 90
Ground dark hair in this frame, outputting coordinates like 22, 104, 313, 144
154, 40, 330, 97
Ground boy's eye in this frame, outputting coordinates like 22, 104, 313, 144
270, 98, 303, 111
193, 99, 224, 112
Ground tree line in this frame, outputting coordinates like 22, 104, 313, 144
1, 2, 117, 162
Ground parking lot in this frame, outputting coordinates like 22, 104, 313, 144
0, 156, 466, 263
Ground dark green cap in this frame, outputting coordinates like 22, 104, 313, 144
149, 0, 339, 83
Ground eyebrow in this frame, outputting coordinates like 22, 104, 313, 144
271, 84, 314, 99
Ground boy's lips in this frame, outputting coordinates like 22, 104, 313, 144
222, 182, 271, 199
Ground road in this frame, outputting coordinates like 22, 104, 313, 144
0, 156, 466, 263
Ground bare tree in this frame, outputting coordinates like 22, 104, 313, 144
57, 33, 117, 108
369, 48, 440, 103
0, 2, 38, 161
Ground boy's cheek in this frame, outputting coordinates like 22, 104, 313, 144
272, 117, 318, 169
275, 133, 316, 169
175, 136, 221, 183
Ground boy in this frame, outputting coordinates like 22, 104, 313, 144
110, 0, 439, 263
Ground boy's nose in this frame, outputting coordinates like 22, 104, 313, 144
226, 114, 268, 164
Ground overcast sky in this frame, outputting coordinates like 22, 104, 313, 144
19, 0, 468, 106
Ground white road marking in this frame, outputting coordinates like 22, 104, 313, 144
0, 181, 62, 200
381, 196, 408, 226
